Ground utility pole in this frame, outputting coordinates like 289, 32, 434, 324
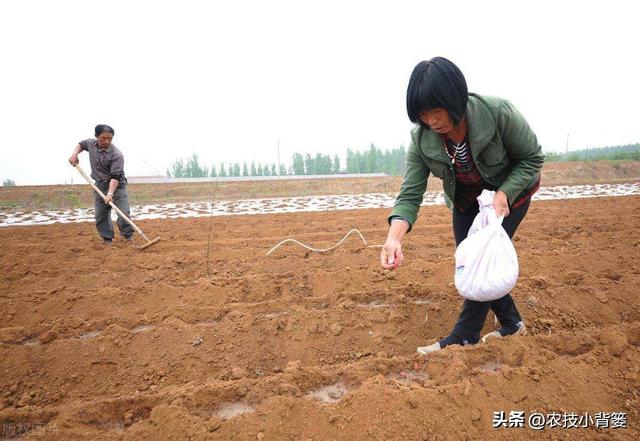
565, 133, 570, 155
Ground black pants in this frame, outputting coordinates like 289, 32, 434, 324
94, 181, 134, 241
449, 198, 531, 344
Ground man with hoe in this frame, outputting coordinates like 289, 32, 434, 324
68, 124, 134, 244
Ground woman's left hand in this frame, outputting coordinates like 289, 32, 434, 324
493, 190, 510, 217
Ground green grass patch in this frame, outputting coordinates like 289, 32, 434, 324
0, 200, 20, 210
63, 188, 82, 208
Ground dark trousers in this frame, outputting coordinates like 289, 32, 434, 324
94, 181, 134, 241
449, 198, 531, 344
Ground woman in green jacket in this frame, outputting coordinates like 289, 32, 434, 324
381, 57, 544, 355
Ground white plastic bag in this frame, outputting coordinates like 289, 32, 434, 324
454, 190, 519, 302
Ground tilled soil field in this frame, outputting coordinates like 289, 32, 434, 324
0, 195, 639, 440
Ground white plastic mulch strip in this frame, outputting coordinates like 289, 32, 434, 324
0, 182, 638, 227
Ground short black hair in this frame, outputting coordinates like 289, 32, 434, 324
95, 124, 115, 137
406, 57, 468, 129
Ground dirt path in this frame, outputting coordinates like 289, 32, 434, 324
1, 196, 639, 440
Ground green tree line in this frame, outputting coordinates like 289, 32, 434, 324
167, 142, 638, 178
544, 143, 640, 161
166, 144, 407, 178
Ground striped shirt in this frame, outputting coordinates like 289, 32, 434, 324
443, 136, 540, 212
390, 137, 540, 227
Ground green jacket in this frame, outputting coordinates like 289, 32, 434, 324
390, 93, 544, 230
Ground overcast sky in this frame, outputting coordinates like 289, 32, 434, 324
1, 0, 638, 185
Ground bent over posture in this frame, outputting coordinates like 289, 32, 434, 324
68, 124, 134, 244
381, 57, 544, 354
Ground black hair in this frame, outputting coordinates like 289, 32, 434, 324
95, 124, 115, 137
406, 57, 468, 129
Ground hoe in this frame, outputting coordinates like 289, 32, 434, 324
74, 164, 161, 250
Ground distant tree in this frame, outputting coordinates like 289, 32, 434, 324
332, 155, 341, 174
170, 158, 185, 178
393, 146, 406, 175
544, 152, 562, 162
219, 163, 227, 177
541, 143, 639, 162
3, 179, 16, 186
185, 153, 208, 177
291, 153, 305, 175
311, 153, 331, 174
365, 144, 382, 173
342, 145, 407, 174
167, 144, 411, 179
322, 154, 332, 174
345, 149, 354, 173
304, 153, 314, 175
346, 148, 365, 173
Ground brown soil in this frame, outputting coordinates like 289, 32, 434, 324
1, 160, 639, 212
1, 194, 639, 440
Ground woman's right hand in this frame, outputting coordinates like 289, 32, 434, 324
380, 238, 404, 270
